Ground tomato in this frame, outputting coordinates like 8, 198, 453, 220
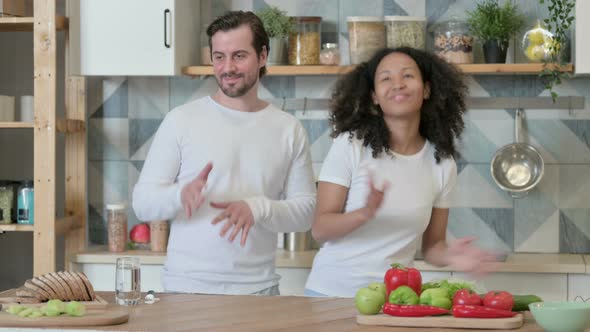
453, 288, 482, 306
483, 291, 514, 311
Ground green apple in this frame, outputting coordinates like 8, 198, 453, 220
355, 285, 386, 315
367, 282, 387, 300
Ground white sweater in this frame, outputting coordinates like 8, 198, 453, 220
132, 96, 316, 294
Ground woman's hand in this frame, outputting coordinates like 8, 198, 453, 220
445, 237, 501, 278
358, 173, 390, 221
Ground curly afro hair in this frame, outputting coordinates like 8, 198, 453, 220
329, 47, 468, 162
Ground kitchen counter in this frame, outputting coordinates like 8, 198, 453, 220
80, 292, 551, 331
73, 247, 589, 274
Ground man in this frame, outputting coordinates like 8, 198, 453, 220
132, 11, 316, 295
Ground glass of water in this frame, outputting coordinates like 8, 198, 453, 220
115, 257, 141, 305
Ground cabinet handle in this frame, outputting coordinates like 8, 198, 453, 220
164, 9, 171, 48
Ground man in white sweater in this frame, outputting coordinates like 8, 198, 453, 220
132, 11, 316, 295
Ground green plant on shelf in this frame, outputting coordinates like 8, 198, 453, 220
539, 0, 575, 102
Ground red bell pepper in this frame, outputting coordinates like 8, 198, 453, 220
384, 263, 422, 297
383, 303, 448, 317
451, 305, 518, 318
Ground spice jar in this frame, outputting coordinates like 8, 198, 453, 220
319, 43, 340, 65
150, 220, 169, 252
17, 180, 34, 225
200, 24, 212, 65
0, 181, 16, 224
434, 18, 473, 64
347, 16, 386, 64
384, 16, 426, 50
107, 203, 127, 252
288, 16, 322, 65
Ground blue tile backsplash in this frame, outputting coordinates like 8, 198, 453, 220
87, 0, 590, 254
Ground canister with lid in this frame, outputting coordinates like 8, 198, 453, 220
106, 203, 128, 252
384, 16, 426, 50
434, 18, 474, 64
288, 16, 322, 65
319, 43, 340, 65
0, 181, 17, 224
17, 180, 34, 225
347, 16, 386, 64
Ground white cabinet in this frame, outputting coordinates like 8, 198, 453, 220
68, 0, 199, 76
575, 0, 590, 74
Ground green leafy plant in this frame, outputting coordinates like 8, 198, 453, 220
255, 6, 293, 38
539, 0, 575, 102
467, 0, 526, 43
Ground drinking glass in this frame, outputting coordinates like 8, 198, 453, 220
115, 257, 141, 305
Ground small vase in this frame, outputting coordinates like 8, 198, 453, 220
483, 40, 509, 63
267, 36, 288, 65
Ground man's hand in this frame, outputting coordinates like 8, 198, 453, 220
210, 200, 254, 247
181, 162, 213, 218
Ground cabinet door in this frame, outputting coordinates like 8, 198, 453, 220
575, 0, 590, 74
69, 0, 199, 76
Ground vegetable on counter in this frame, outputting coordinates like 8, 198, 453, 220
483, 291, 514, 311
453, 288, 482, 306
421, 279, 476, 299
419, 288, 452, 310
389, 286, 420, 305
452, 304, 518, 318
383, 303, 449, 317
512, 294, 543, 311
384, 263, 422, 297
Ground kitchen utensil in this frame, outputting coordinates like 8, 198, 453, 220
357, 312, 524, 329
115, 257, 141, 306
490, 109, 544, 198
529, 301, 590, 332
284, 231, 312, 251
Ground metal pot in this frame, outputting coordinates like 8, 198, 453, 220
490, 109, 544, 198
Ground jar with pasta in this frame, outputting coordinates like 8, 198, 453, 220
347, 16, 386, 64
434, 19, 473, 64
384, 16, 426, 50
106, 203, 128, 252
288, 16, 322, 65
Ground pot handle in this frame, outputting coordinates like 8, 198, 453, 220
514, 109, 523, 144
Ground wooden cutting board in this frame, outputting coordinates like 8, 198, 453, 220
0, 306, 129, 327
357, 313, 524, 330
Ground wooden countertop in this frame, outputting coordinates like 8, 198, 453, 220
74, 247, 589, 274
84, 292, 550, 332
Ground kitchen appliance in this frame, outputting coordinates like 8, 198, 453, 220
491, 109, 544, 198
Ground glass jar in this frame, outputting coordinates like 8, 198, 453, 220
0, 181, 16, 224
107, 203, 128, 252
17, 180, 34, 225
434, 18, 473, 64
150, 220, 169, 252
522, 20, 555, 63
347, 16, 386, 64
319, 43, 340, 65
288, 16, 322, 65
384, 16, 426, 50
200, 24, 212, 65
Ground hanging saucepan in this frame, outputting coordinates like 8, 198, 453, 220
490, 109, 544, 198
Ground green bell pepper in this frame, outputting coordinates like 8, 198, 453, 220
389, 285, 419, 305
419, 288, 452, 309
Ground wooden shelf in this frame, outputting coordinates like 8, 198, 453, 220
0, 16, 68, 32
0, 224, 34, 232
0, 122, 34, 128
182, 63, 574, 77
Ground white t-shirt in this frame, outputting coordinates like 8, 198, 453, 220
132, 96, 316, 295
305, 132, 456, 297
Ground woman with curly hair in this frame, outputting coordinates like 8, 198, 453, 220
304, 47, 498, 297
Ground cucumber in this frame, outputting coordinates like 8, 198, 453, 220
512, 294, 543, 311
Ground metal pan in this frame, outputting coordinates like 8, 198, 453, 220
490, 109, 544, 198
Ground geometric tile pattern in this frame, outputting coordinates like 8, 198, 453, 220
87, 0, 590, 253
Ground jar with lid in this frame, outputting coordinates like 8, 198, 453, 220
347, 16, 386, 64
150, 220, 169, 252
288, 16, 322, 65
106, 203, 128, 252
200, 24, 212, 65
384, 16, 426, 50
434, 18, 474, 64
17, 180, 34, 225
319, 43, 340, 65
0, 181, 17, 224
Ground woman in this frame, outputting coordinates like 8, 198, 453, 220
304, 47, 498, 297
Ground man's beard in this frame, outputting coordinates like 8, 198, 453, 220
216, 72, 257, 98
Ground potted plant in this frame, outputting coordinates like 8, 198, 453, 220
256, 6, 293, 65
467, 0, 526, 63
